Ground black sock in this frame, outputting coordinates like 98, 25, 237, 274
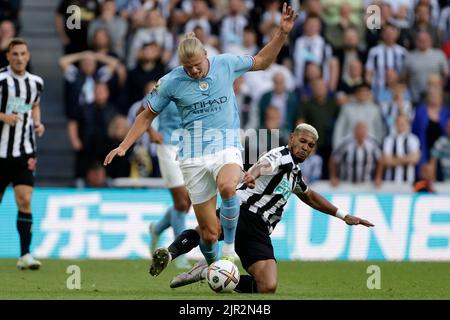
168, 229, 200, 260
17, 211, 32, 257
234, 275, 258, 293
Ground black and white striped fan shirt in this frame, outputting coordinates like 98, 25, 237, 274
293, 35, 333, 89
383, 132, 420, 183
237, 146, 309, 234
333, 136, 382, 183
0, 66, 44, 158
365, 44, 407, 92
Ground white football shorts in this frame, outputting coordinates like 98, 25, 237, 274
156, 144, 185, 189
179, 147, 243, 205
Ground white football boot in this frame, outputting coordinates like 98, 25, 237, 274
17, 253, 41, 270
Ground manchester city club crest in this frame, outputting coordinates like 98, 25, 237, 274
199, 81, 209, 91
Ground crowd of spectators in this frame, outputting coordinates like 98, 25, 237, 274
4, 0, 450, 188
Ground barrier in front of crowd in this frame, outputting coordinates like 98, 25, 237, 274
0, 187, 449, 260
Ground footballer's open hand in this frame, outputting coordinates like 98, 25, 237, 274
104, 146, 126, 166
344, 215, 374, 227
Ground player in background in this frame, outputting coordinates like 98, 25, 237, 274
0, 38, 45, 270
154, 124, 374, 293
146, 99, 192, 270
104, 3, 298, 275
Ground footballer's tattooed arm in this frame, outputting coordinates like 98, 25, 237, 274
242, 159, 273, 188
296, 190, 375, 228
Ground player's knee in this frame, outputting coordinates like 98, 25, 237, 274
16, 194, 31, 210
218, 182, 236, 199
174, 199, 190, 212
200, 229, 219, 245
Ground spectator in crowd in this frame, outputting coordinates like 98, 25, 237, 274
365, 23, 408, 100
292, 15, 339, 93
128, 8, 173, 69
336, 59, 364, 106
90, 28, 128, 103
438, 3, 450, 45
0, 20, 16, 68
115, 0, 144, 20
0, 0, 22, 32
243, 60, 295, 106
377, 68, 412, 105
67, 82, 118, 186
259, 106, 289, 155
364, 1, 392, 49
220, 0, 248, 53
329, 122, 383, 187
291, 0, 325, 42
297, 78, 339, 178
87, 0, 128, 60
403, 30, 448, 106
321, 0, 364, 28
335, 28, 367, 86
85, 161, 110, 188
382, 114, 421, 184
127, 81, 159, 179
324, 2, 365, 51
428, 118, 450, 181
259, 0, 282, 45
105, 115, 131, 178
126, 41, 166, 107
59, 50, 120, 117
332, 82, 385, 149
55, 0, 101, 54
412, 86, 450, 175
299, 148, 323, 183
233, 76, 257, 131
413, 161, 435, 193
405, 2, 440, 49
185, 0, 215, 34
380, 80, 414, 134
258, 72, 299, 134
231, 26, 258, 56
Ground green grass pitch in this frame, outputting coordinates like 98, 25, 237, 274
0, 259, 449, 300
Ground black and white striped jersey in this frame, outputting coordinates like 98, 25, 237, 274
383, 132, 420, 183
293, 35, 333, 89
237, 146, 309, 234
0, 66, 44, 158
333, 137, 382, 183
365, 44, 407, 91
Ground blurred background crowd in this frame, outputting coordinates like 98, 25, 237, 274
1, 0, 450, 189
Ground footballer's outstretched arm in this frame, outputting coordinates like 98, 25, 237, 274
296, 189, 375, 227
103, 106, 157, 165
251, 2, 297, 71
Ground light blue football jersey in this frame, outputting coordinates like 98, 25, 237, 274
144, 53, 255, 159
157, 101, 181, 146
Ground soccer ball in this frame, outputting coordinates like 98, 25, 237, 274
206, 259, 240, 293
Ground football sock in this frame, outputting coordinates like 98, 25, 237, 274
168, 229, 200, 260
17, 211, 32, 257
170, 208, 187, 237
199, 238, 219, 265
234, 275, 258, 293
154, 206, 172, 235
219, 195, 240, 245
